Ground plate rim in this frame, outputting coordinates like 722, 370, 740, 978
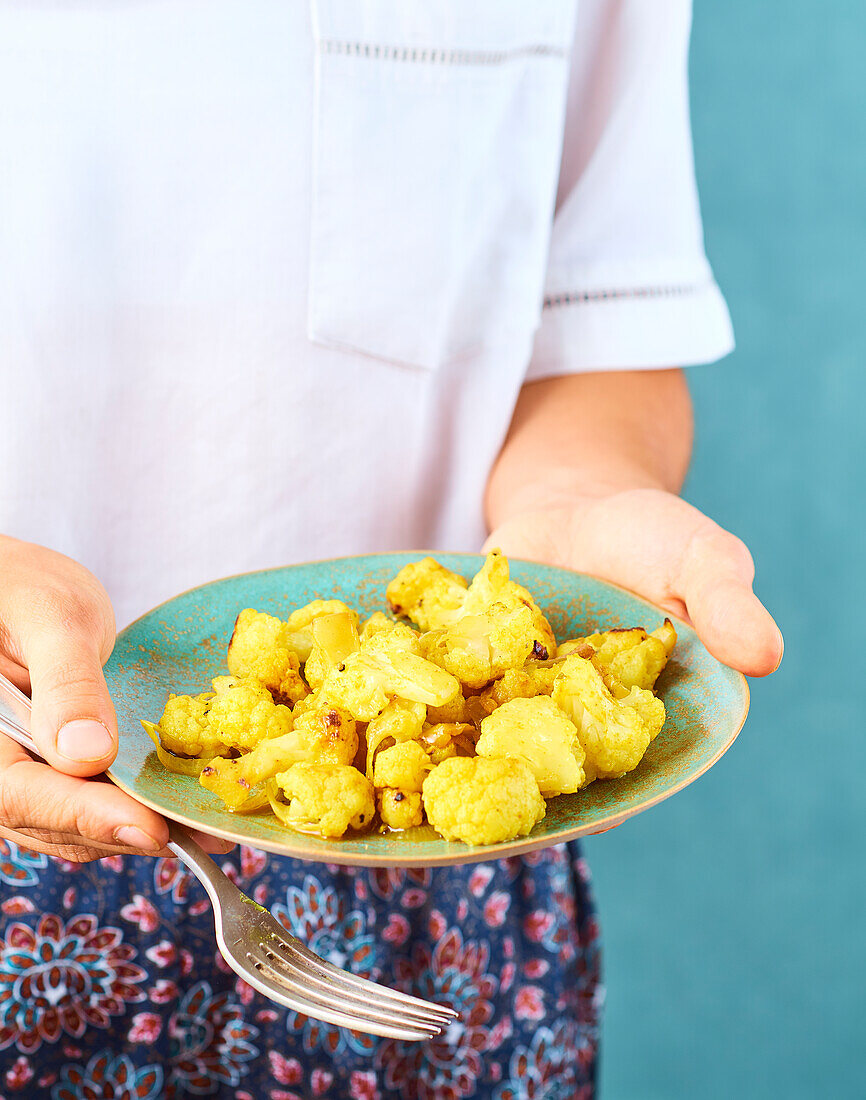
106, 551, 750, 866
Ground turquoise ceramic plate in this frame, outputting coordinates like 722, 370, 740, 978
105, 554, 749, 867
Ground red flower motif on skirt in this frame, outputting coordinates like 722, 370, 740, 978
145, 941, 177, 969
311, 1068, 333, 1094
468, 867, 494, 897
514, 985, 545, 1021
483, 891, 511, 928
269, 1051, 302, 1085
240, 845, 268, 879
524, 958, 550, 980
367, 866, 432, 901
382, 914, 410, 945
120, 894, 159, 934
0, 914, 145, 1054
350, 1069, 381, 1100
523, 911, 555, 943
154, 858, 190, 903
4, 1054, 33, 1091
0, 899, 35, 917
149, 979, 179, 1004
127, 1012, 162, 1044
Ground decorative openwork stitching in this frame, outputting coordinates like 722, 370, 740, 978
543, 285, 704, 309
319, 40, 567, 65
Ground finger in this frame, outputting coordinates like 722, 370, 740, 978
0, 822, 137, 863
0, 655, 29, 693
0, 821, 235, 862
680, 526, 783, 678
187, 830, 238, 855
0, 734, 235, 860
490, 491, 783, 678
16, 600, 118, 777
0, 733, 169, 854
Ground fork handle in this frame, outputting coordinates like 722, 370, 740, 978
164, 818, 239, 910
0, 671, 34, 749
0, 668, 218, 875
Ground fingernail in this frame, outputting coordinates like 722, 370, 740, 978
56, 720, 114, 762
113, 825, 161, 851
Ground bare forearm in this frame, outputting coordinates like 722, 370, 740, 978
485, 369, 694, 530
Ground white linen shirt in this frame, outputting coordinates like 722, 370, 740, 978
0, 0, 733, 627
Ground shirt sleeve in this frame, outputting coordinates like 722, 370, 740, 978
527, 0, 734, 379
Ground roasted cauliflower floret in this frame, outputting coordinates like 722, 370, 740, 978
153, 692, 222, 759
416, 552, 556, 689
283, 600, 360, 663
319, 648, 459, 722
207, 677, 294, 752
227, 609, 307, 705
387, 552, 555, 666
460, 550, 556, 660
557, 620, 677, 692
421, 606, 536, 690
270, 763, 375, 838
422, 756, 545, 846
552, 655, 665, 780
619, 685, 667, 742
476, 696, 586, 796
360, 618, 422, 657
377, 789, 424, 830
200, 705, 358, 810
150, 676, 293, 769
143, 695, 225, 775
386, 558, 468, 631
290, 705, 358, 764
303, 611, 361, 691
372, 741, 431, 792
359, 611, 399, 645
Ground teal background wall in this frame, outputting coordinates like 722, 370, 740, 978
584, 4, 865, 1097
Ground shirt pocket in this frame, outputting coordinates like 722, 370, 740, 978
308, 0, 577, 371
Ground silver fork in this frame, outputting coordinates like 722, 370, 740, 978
0, 671, 457, 1040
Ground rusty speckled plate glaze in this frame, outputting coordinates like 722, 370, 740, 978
105, 554, 749, 867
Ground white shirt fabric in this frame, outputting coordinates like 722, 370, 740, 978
0, 0, 733, 628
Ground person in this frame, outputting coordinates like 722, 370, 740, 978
0, 2, 781, 1097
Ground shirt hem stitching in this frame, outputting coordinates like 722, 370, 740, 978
318, 41, 567, 65
543, 282, 712, 309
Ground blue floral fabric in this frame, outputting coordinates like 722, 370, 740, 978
0, 838, 602, 1099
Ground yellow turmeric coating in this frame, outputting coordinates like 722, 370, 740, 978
271, 763, 375, 838
227, 609, 307, 705
422, 756, 546, 846
552, 654, 665, 780
148, 552, 674, 846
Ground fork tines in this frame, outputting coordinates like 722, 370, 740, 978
230, 922, 456, 1041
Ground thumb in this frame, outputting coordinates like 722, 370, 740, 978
24, 619, 118, 778
680, 526, 784, 678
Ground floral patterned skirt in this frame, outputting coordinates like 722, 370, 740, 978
0, 840, 602, 1099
